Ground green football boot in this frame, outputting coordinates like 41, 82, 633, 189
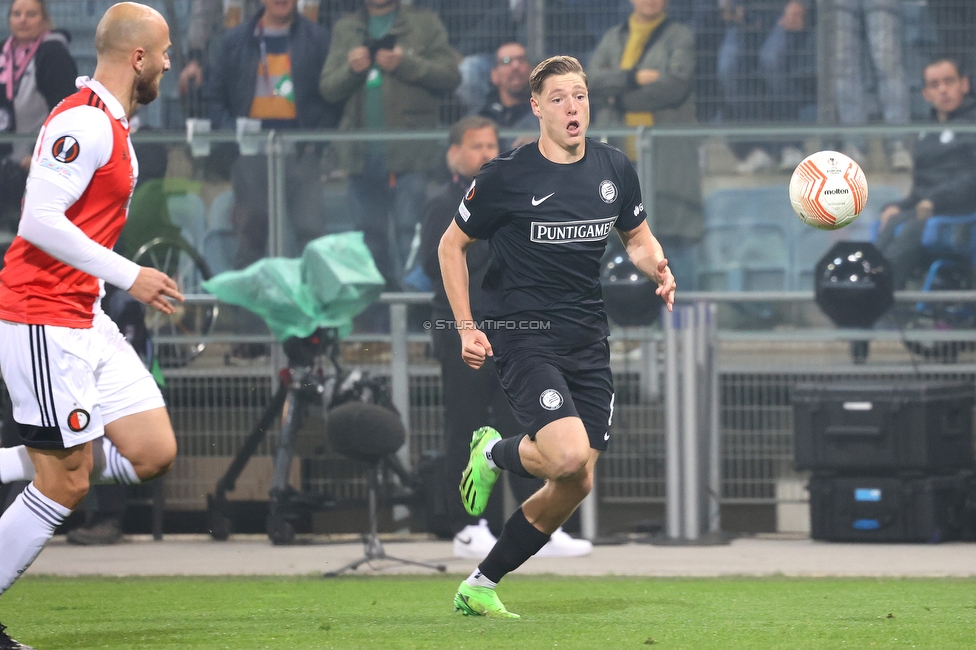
453, 582, 520, 619
459, 426, 502, 516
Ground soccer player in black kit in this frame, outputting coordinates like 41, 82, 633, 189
439, 55, 676, 618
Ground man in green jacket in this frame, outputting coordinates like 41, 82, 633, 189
320, 0, 459, 289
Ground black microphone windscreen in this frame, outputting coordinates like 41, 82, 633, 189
327, 402, 405, 461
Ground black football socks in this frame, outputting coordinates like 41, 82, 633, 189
489, 433, 535, 478
478, 507, 551, 583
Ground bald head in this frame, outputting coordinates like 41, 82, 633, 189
92, 2, 171, 112
95, 2, 168, 61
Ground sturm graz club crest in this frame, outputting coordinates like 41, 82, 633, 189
539, 389, 564, 411
599, 179, 617, 204
52, 135, 80, 163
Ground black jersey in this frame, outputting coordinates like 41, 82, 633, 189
454, 138, 647, 352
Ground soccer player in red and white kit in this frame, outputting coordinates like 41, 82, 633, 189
0, 4, 182, 647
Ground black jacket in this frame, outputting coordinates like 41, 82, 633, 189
419, 174, 491, 321
898, 96, 976, 215
477, 88, 537, 130
206, 9, 341, 130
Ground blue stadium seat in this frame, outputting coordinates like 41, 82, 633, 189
917, 212, 976, 293
166, 193, 207, 251
699, 187, 795, 292
696, 222, 790, 291
703, 185, 794, 229
792, 184, 904, 289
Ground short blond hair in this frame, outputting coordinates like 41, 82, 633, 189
529, 55, 587, 96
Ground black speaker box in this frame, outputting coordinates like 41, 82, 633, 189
793, 381, 976, 473
809, 473, 972, 543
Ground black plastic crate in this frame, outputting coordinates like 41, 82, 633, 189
809, 473, 971, 543
793, 381, 976, 473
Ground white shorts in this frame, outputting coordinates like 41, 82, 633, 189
0, 312, 165, 449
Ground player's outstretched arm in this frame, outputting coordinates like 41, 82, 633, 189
617, 221, 676, 312
438, 221, 493, 369
128, 267, 185, 314
20, 177, 143, 289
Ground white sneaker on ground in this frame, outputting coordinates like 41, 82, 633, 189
778, 146, 805, 171
736, 148, 775, 174
453, 519, 497, 559
535, 527, 593, 558
889, 142, 912, 171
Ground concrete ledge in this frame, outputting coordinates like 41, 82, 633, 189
26, 535, 976, 578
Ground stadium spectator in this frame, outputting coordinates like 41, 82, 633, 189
0, 0, 77, 166
179, 0, 357, 104
587, 0, 702, 291
830, 0, 912, 170
415, 0, 518, 114
477, 42, 538, 150
716, 0, 814, 173
876, 57, 976, 290
561, 0, 633, 63
206, 0, 340, 268
319, 0, 459, 289
928, 0, 976, 85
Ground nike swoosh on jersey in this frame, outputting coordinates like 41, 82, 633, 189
531, 193, 555, 206
457, 535, 472, 544
604, 432, 610, 441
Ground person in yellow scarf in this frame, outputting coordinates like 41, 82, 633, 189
587, 0, 703, 293
620, 0, 668, 152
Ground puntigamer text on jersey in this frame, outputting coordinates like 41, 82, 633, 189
530, 216, 618, 243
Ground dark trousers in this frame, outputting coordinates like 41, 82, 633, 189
433, 327, 543, 537
231, 148, 326, 269
876, 209, 929, 289
347, 152, 427, 287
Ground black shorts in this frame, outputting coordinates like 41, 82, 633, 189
495, 339, 615, 451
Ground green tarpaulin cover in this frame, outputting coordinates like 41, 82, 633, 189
201, 232, 384, 341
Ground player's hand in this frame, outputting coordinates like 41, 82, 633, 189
654, 258, 676, 312
916, 199, 934, 221
375, 46, 403, 72
178, 60, 203, 96
635, 69, 660, 85
348, 46, 371, 73
459, 327, 492, 370
880, 204, 900, 225
128, 267, 185, 314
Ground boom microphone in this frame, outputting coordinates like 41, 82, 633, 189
327, 402, 405, 462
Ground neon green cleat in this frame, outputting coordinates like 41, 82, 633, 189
453, 582, 520, 618
459, 426, 502, 516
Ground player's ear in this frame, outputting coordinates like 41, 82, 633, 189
962, 75, 971, 96
530, 95, 541, 118
131, 46, 147, 74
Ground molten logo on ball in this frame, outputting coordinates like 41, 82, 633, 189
789, 150, 868, 230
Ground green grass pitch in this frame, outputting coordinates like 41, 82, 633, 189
2, 575, 975, 649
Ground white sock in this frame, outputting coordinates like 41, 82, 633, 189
483, 438, 500, 471
0, 446, 34, 483
465, 569, 497, 589
92, 437, 141, 485
0, 482, 71, 594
